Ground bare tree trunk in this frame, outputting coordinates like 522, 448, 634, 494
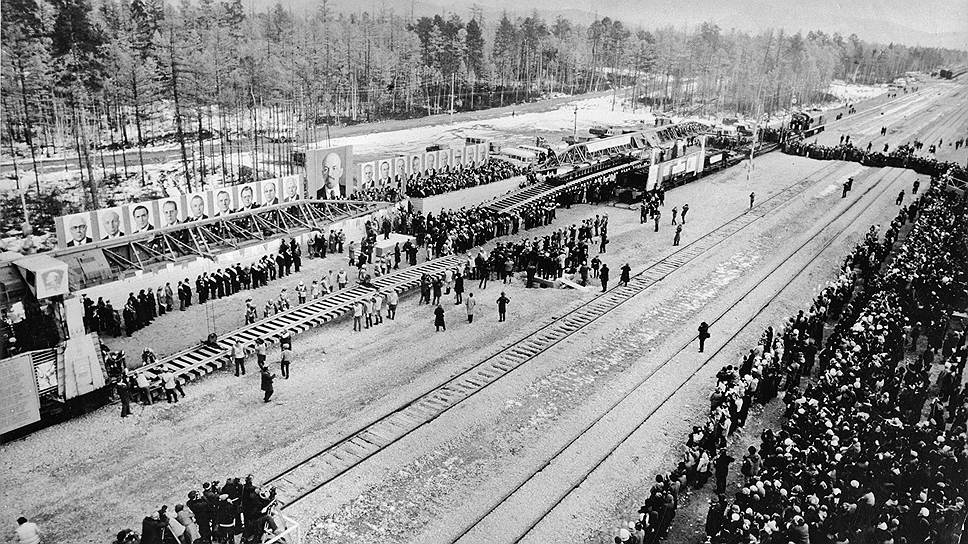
197, 107, 206, 185
16, 60, 41, 194
170, 29, 192, 191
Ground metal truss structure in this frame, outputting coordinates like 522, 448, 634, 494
55, 200, 383, 276
544, 121, 712, 170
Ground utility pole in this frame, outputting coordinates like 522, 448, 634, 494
573, 106, 578, 139
450, 73, 455, 114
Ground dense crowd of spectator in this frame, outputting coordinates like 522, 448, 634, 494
404, 159, 528, 198
783, 138, 968, 180
613, 183, 968, 544
114, 476, 288, 544
392, 175, 617, 259
345, 159, 529, 201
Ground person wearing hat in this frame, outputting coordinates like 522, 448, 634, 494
140, 511, 164, 544
279, 343, 291, 380
496, 292, 510, 322
213, 494, 236, 543
698, 321, 711, 353
15, 516, 41, 544
161, 366, 180, 404
278, 329, 293, 352
186, 490, 212, 543
295, 281, 307, 305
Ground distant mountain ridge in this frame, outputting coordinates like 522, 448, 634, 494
241, 0, 968, 50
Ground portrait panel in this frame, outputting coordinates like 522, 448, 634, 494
97, 207, 126, 241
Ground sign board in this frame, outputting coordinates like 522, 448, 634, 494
709, 153, 723, 164
0, 354, 42, 434
305, 145, 354, 199
54, 175, 309, 248
14, 254, 70, 299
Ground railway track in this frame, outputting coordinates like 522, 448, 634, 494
135, 254, 466, 387
263, 158, 854, 509
485, 181, 556, 212
449, 166, 908, 544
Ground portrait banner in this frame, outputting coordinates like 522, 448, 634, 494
157, 197, 183, 229
211, 187, 237, 218
183, 192, 211, 223
358, 161, 377, 191
280, 174, 303, 203
236, 182, 261, 211
423, 151, 438, 173
128, 202, 157, 234
437, 148, 454, 171
305, 145, 354, 199
57, 211, 96, 248
376, 159, 392, 187
97, 207, 127, 241
409, 153, 424, 177
260, 179, 281, 207
464, 145, 477, 166
477, 143, 489, 164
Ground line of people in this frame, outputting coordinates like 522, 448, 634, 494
783, 137, 968, 181
84, 237, 312, 338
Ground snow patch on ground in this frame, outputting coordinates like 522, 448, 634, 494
827, 80, 891, 102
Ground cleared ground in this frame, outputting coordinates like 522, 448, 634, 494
0, 77, 965, 544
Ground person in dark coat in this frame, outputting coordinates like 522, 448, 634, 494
186, 490, 211, 542
600, 263, 610, 292
714, 452, 734, 495
496, 292, 510, 322
705, 496, 724, 538
454, 272, 464, 304
673, 224, 682, 246
117, 377, 131, 418
434, 304, 446, 332
260, 368, 275, 402
213, 494, 236, 542
141, 512, 163, 544
620, 263, 631, 286
698, 321, 710, 352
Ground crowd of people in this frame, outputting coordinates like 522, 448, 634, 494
81, 237, 320, 338
113, 476, 289, 544
612, 182, 968, 544
403, 158, 528, 198
783, 137, 968, 181
342, 158, 530, 202
391, 174, 617, 258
